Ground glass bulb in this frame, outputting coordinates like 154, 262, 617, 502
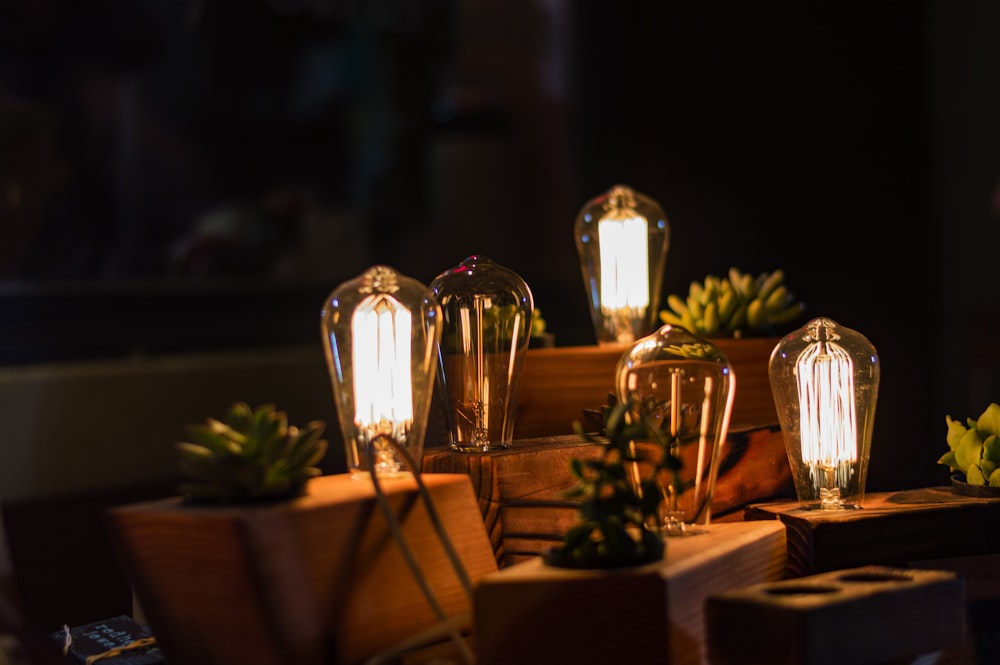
768, 317, 879, 510
615, 324, 736, 535
575, 184, 670, 345
320, 265, 443, 478
431, 255, 533, 452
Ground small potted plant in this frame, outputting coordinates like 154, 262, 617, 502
658, 267, 805, 340
107, 402, 496, 665
544, 396, 682, 569
175, 401, 328, 503
658, 267, 806, 428
938, 402, 1000, 496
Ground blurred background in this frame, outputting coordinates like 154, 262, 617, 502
2, 0, 999, 491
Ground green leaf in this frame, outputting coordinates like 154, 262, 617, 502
188, 425, 242, 456
981, 459, 997, 479
226, 402, 255, 433
984, 434, 1000, 466
955, 428, 984, 473
945, 415, 968, 450
990, 467, 1000, 488
967, 464, 987, 486
937, 450, 957, 470
977, 403, 1000, 437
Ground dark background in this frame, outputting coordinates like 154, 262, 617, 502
2, 0, 1000, 493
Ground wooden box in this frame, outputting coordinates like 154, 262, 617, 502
106, 473, 498, 665
705, 566, 966, 665
473, 521, 788, 665
514, 338, 779, 439
424, 425, 794, 568
743, 487, 1000, 579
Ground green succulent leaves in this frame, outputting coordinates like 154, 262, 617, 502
658, 267, 805, 338
176, 402, 329, 503
545, 396, 683, 569
938, 402, 1000, 487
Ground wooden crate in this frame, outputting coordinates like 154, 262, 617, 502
473, 521, 787, 665
107, 474, 497, 665
423, 424, 793, 567
705, 566, 966, 665
514, 338, 779, 439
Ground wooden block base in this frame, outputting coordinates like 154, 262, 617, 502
515, 339, 779, 438
424, 425, 793, 568
705, 566, 966, 665
107, 473, 498, 665
744, 487, 1000, 578
473, 521, 787, 665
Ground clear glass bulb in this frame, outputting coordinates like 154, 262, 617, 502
431, 255, 533, 452
320, 265, 443, 478
615, 324, 736, 535
768, 317, 880, 510
575, 185, 670, 346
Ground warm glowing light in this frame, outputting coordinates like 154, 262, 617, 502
575, 185, 669, 346
796, 341, 857, 467
768, 316, 879, 511
351, 294, 414, 430
598, 215, 649, 314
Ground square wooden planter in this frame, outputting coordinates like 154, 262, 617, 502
106, 473, 498, 665
515, 338, 779, 439
473, 521, 787, 665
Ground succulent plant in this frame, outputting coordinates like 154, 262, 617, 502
938, 402, 1000, 487
530, 307, 547, 338
658, 267, 805, 338
544, 395, 682, 569
176, 402, 328, 503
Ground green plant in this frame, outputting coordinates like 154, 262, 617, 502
176, 402, 328, 503
530, 307, 547, 337
545, 396, 682, 569
658, 267, 805, 338
938, 402, 1000, 487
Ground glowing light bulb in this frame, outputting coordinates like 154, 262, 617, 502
321, 265, 442, 478
769, 317, 879, 510
575, 185, 669, 345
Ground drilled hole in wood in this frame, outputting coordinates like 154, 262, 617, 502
837, 570, 913, 583
763, 585, 839, 596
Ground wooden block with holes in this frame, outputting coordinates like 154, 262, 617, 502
423, 425, 793, 568
705, 565, 966, 665
106, 473, 497, 665
473, 520, 787, 665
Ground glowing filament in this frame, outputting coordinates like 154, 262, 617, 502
351, 294, 413, 431
598, 215, 649, 314
796, 341, 857, 467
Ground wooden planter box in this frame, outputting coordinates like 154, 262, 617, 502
424, 425, 794, 568
106, 473, 498, 665
514, 338, 779, 439
473, 521, 788, 665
